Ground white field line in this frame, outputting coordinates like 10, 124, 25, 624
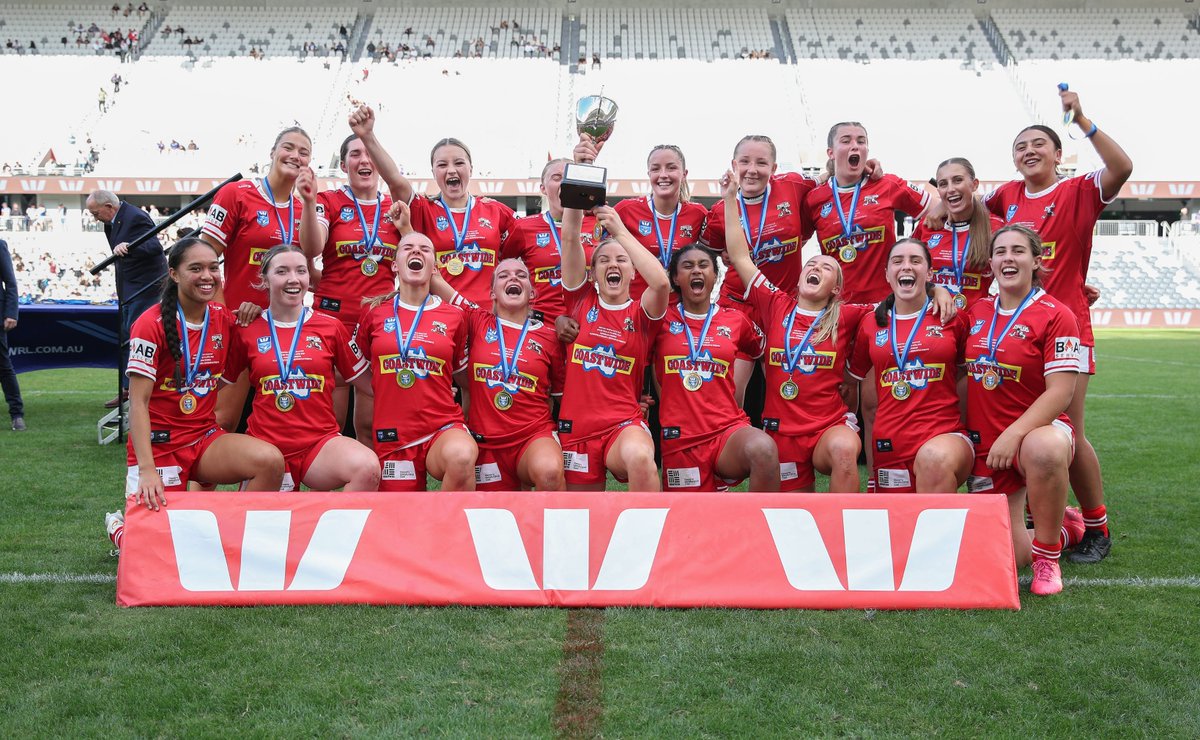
1103, 354, 1196, 368
24, 390, 112, 396
3, 572, 1199, 589
1089, 394, 1187, 399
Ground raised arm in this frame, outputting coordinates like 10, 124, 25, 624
560, 206, 587, 291
1061, 89, 1133, 198
349, 105, 414, 205
296, 167, 326, 259
720, 169, 758, 289
594, 205, 669, 319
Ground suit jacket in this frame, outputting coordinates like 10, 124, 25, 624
105, 201, 167, 299
0, 240, 17, 322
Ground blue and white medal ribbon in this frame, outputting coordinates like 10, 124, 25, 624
265, 307, 305, 411
261, 178, 295, 246
831, 177, 863, 263
737, 184, 771, 261
649, 196, 680, 271
888, 299, 929, 401
176, 304, 210, 414
439, 195, 474, 276
348, 186, 383, 274
678, 305, 715, 392
493, 316, 532, 411
391, 295, 428, 388
979, 288, 1037, 390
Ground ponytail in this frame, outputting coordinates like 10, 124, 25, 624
965, 195, 992, 271
159, 237, 210, 390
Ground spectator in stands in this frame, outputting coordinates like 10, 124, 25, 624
61, 36, 69, 48
366, 41, 376, 58
0, 239, 24, 431
111, 3, 120, 16
187, 140, 198, 151
137, 2, 148, 14
111, 73, 122, 93
980, 88, 1133, 565
592, 52, 601, 69
86, 189, 168, 409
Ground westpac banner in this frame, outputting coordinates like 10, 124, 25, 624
116, 491, 1019, 609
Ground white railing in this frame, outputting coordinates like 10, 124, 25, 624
1093, 220, 1158, 237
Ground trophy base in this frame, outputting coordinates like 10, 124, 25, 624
561, 163, 608, 209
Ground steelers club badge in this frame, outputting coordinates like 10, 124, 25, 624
839, 245, 858, 263
953, 292, 968, 310
445, 256, 465, 276
179, 391, 198, 415
275, 391, 296, 412
494, 390, 514, 411
361, 258, 379, 277
891, 380, 912, 401
780, 380, 799, 400
682, 371, 703, 392
981, 368, 1001, 391
397, 368, 417, 388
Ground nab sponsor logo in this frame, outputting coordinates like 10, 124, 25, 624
464, 508, 669, 591
763, 507, 968, 591
166, 509, 371, 591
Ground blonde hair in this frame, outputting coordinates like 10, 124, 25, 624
935, 157, 991, 270
647, 144, 691, 203
539, 157, 571, 213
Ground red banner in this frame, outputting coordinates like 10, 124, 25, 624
116, 491, 1019, 610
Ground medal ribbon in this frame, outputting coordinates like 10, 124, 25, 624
542, 211, 562, 256
679, 305, 715, 365
783, 307, 825, 375
392, 295, 428, 360
983, 288, 1038, 363
347, 186, 382, 259
261, 177, 295, 246
496, 316, 532, 384
439, 195, 474, 252
889, 299, 930, 380
831, 178, 864, 241
737, 184, 771, 260
951, 225, 970, 296
176, 304, 210, 391
265, 307, 306, 393
648, 196, 680, 270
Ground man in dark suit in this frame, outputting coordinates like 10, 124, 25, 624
86, 190, 167, 408
0, 239, 24, 430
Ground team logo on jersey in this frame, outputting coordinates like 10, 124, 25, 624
668, 321, 684, 335
473, 363, 537, 393
665, 351, 726, 383
1044, 203, 1056, 218
436, 216, 450, 231
162, 369, 220, 396
925, 324, 943, 338
437, 244, 493, 272
211, 334, 223, 349
536, 232, 551, 247
882, 359, 945, 391
875, 329, 889, 347
379, 347, 444, 379
339, 206, 355, 222
1005, 204, 1018, 222
927, 234, 943, 247
680, 224, 694, 239
586, 305, 599, 324
907, 182, 924, 195
716, 325, 732, 339
863, 194, 880, 206
1010, 325, 1030, 340
256, 336, 272, 353
572, 344, 635, 377
527, 339, 543, 355
768, 347, 835, 374
965, 358, 1021, 385
256, 210, 269, 227
1054, 336, 1081, 360
261, 368, 325, 400
638, 220, 653, 236
776, 201, 792, 217
432, 321, 447, 336
383, 317, 397, 334
479, 217, 492, 230
624, 317, 636, 333
970, 319, 985, 336
306, 335, 323, 350
752, 236, 800, 265
485, 325, 499, 343
822, 226, 884, 256
820, 202, 833, 219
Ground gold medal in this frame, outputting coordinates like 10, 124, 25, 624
275, 390, 295, 412
953, 292, 967, 310
445, 256, 465, 276
494, 390, 514, 411
982, 368, 1001, 391
682, 371, 703, 392
891, 380, 912, 401
397, 368, 417, 388
361, 258, 379, 277
179, 391, 197, 415
780, 380, 799, 400
839, 245, 858, 263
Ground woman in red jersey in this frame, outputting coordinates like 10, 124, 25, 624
558, 204, 670, 491
500, 157, 602, 331
225, 245, 379, 492
201, 126, 311, 431
124, 238, 285, 511
849, 239, 973, 494
720, 169, 868, 493
449, 258, 566, 491
650, 239, 778, 492
965, 225, 1087, 595
356, 231, 478, 492
343, 106, 515, 307
982, 88, 1133, 564
299, 116, 405, 446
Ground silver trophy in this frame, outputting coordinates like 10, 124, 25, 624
562, 94, 618, 208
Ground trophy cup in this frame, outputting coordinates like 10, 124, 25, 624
561, 94, 618, 209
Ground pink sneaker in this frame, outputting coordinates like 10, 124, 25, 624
1031, 558, 1063, 596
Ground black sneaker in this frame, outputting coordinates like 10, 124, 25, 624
11, 416, 25, 432
1067, 529, 1112, 564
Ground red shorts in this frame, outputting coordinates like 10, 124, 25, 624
378, 422, 470, 492
561, 417, 650, 486
772, 412, 860, 492
967, 419, 1075, 496
476, 429, 560, 491
279, 431, 343, 491
1079, 343, 1096, 376
125, 427, 226, 494
662, 423, 747, 492
872, 431, 973, 494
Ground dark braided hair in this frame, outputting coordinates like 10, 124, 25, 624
159, 237, 216, 390
874, 238, 935, 328
666, 243, 722, 301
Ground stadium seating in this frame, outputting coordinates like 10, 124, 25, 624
578, 8, 775, 62
140, 5, 356, 58
7, 232, 117, 303
1088, 235, 1200, 309
991, 7, 1197, 61
791, 7, 989, 62
368, 6, 560, 60
0, 1, 151, 57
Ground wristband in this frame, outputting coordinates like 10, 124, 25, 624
1084, 122, 1098, 138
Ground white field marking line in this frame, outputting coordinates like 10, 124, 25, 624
1103, 354, 1196, 368
1089, 393, 1187, 399
0, 572, 116, 584
25, 390, 111, 396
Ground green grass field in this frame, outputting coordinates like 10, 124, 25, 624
2, 329, 1198, 736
